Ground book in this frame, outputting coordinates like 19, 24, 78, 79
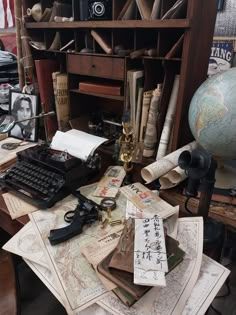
156, 75, 179, 160
136, 0, 154, 19
35, 59, 59, 141
55, 74, 70, 131
98, 249, 151, 300
113, 287, 137, 307
79, 81, 122, 96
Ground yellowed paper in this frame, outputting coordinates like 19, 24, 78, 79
29, 183, 127, 314
2, 192, 38, 219
159, 166, 187, 189
0, 137, 36, 169
156, 75, 179, 159
141, 141, 197, 184
81, 227, 123, 291
120, 182, 177, 219
2, 221, 47, 267
92, 166, 126, 198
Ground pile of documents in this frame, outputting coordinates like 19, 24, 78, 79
2, 182, 230, 315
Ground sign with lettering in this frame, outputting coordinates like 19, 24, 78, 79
208, 41, 234, 76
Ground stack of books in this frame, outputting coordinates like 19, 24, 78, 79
96, 218, 185, 306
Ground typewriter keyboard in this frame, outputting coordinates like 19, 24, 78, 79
4, 161, 65, 204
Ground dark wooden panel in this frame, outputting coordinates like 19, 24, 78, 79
67, 54, 125, 80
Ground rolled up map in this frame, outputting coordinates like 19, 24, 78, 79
159, 166, 187, 189
141, 141, 197, 183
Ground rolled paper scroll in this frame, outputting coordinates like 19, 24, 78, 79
156, 75, 180, 160
139, 90, 153, 141
159, 166, 187, 189
141, 141, 197, 184
143, 84, 162, 157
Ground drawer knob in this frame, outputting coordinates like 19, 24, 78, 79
91, 64, 96, 68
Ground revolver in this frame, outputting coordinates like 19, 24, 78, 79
48, 191, 102, 245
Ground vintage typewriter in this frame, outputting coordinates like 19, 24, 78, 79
0, 145, 100, 209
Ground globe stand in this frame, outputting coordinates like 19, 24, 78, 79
179, 149, 225, 261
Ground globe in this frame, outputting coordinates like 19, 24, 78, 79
188, 67, 236, 188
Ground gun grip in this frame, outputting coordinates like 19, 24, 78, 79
48, 223, 83, 245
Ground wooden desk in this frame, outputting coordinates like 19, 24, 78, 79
159, 188, 236, 229
0, 191, 29, 236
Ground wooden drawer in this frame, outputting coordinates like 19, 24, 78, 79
67, 54, 125, 80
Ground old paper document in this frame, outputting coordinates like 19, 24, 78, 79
0, 137, 37, 170
2, 192, 38, 219
24, 258, 111, 315
50, 129, 107, 161
92, 166, 126, 198
120, 182, 177, 219
97, 217, 204, 315
141, 141, 197, 183
2, 221, 47, 267
134, 217, 168, 286
23, 250, 229, 315
29, 184, 127, 314
3, 205, 230, 315
81, 227, 123, 291
156, 75, 180, 160
159, 166, 187, 189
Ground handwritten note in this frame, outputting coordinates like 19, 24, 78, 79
134, 216, 168, 272
134, 216, 168, 286
3, 192, 38, 219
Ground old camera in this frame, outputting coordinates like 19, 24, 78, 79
79, 0, 112, 21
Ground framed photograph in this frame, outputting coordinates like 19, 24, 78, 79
9, 90, 39, 142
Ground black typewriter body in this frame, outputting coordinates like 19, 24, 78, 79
1, 145, 99, 209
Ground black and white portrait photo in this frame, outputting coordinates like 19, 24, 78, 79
9, 90, 39, 142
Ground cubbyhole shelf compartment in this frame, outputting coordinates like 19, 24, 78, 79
21, 0, 218, 153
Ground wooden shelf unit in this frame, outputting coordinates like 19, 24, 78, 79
25, 19, 191, 29
22, 0, 217, 153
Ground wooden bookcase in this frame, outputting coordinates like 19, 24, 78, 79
20, 0, 217, 153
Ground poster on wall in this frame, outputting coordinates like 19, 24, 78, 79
208, 40, 234, 76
